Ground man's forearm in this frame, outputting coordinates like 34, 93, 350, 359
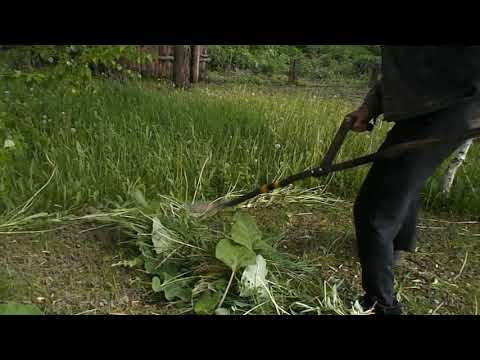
362, 80, 383, 120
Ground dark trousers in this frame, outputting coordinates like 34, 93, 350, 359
353, 98, 480, 308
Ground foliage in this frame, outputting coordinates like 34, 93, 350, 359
0, 45, 150, 91
143, 208, 278, 314
208, 45, 379, 81
208, 45, 291, 75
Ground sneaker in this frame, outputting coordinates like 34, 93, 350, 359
358, 295, 402, 316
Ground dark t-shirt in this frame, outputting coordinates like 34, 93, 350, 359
364, 46, 480, 122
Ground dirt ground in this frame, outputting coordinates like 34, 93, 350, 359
1, 202, 479, 315
247, 202, 480, 315
0, 224, 171, 315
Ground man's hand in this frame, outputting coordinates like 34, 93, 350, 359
347, 104, 372, 133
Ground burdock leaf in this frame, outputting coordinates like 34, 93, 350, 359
152, 276, 162, 292
162, 273, 192, 302
215, 238, 257, 271
194, 290, 222, 315
253, 239, 274, 253
231, 212, 262, 250
151, 217, 176, 254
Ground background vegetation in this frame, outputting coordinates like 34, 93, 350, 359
1, 45, 478, 315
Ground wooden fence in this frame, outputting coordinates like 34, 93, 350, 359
125, 45, 209, 85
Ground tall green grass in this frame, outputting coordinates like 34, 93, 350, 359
1, 79, 479, 216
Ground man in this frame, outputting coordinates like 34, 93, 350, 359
347, 46, 480, 315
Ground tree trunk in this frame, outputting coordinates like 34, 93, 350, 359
288, 58, 298, 85
441, 139, 473, 196
173, 45, 189, 88
190, 45, 200, 83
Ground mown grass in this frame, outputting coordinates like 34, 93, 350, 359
1, 78, 479, 217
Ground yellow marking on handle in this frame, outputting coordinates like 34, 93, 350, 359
259, 184, 269, 193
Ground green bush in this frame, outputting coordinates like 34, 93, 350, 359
0, 45, 149, 89
208, 45, 379, 81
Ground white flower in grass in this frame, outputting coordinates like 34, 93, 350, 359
4, 90, 10, 95
71, 128, 76, 133
61, 112, 66, 116
274, 143, 281, 150
4, 139, 15, 149
42, 114, 47, 119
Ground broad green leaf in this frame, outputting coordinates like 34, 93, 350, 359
163, 273, 191, 302
144, 259, 156, 274
208, 278, 228, 292
0, 303, 43, 315
160, 263, 179, 277
231, 212, 262, 250
151, 217, 176, 254
144, 260, 177, 277
253, 239, 274, 253
240, 255, 269, 298
164, 284, 191, 302
194, 291, 222, 315
138, 243, 154, 258
152, 277, 162, 292
215, 238, 257, 271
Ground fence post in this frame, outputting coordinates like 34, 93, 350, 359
190, 45, 201, 83
173, 45, 189, 88
199, 46, 209, 81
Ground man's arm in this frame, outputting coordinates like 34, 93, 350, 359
363, 79, 383, 121
349, 80, 384, 133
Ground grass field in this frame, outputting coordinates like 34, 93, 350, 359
1, 78, 479, 315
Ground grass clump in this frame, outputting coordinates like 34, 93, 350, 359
2, 79, 478, 217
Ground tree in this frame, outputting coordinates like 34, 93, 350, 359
285, 46, 302, 85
